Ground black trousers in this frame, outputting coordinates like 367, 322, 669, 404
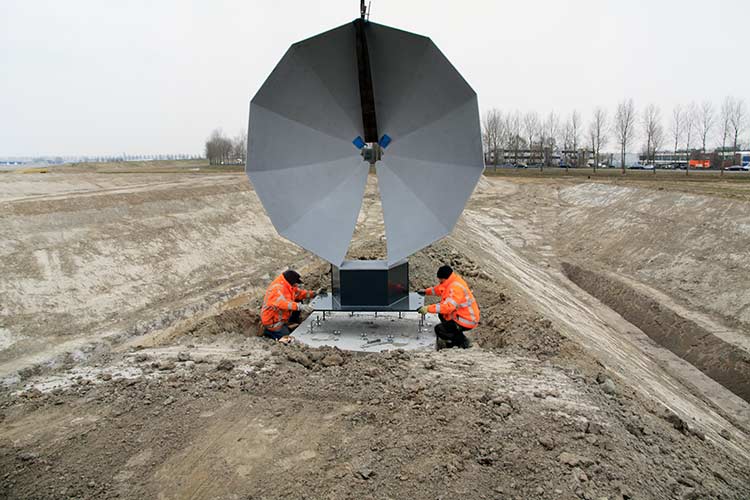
263, 310, 301, 340
288, 310, 301, 325
434, 316, 470, 349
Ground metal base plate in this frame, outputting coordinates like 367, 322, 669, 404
310, 292, 424, 312
294, 311, 435, 352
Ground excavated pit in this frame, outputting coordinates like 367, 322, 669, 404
562, 262, 750, 403
3, 172, 750, 498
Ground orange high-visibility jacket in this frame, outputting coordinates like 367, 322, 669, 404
425, 272, 480, 330
261, 274, 314, 331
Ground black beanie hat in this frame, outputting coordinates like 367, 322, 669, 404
437, 265, 453, 279
282, 269, 302, 285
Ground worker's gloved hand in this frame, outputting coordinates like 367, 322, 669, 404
300, 303, 314, 314
315, 287, 327, 296
416, 289, 426, 296
417, 306, 428, 315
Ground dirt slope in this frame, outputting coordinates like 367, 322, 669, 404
0, 173, 300, 374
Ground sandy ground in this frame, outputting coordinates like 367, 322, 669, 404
1, 169, 749, 499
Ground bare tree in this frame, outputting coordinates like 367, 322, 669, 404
567, 111, 581, 170
562, 119, 573, 167
205, 128, 234, 166
589, 107, 608, 173
614, 99, 637, 173
642, 104, 662, 172
482, 109, 503, 172
233, 129, 248, 164
684, 102, 697, 175
670, 105, 683, 168
720, 97, 734, 170
730, 98, 747, 158
506, 111, 523, 166
653, 121, 665, 173
541, 111, 559, 170
205, 129, 220, 165
523, 111, 540, 167
699, 101, 714, 155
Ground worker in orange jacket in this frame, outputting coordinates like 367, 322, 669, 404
418, 265, 480, 350
261, 270, 321, 341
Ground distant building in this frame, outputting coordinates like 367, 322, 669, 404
637, 150, 691, 168
485, 148, 567, 166
612, 153, 640, 168
638, 149, 750, 169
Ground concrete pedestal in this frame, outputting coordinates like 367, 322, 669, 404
294, 311, 436, 352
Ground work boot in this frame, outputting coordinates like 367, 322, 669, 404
435, 338, 448, 351
459, 335, 472, 349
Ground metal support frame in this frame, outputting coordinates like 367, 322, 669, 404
353, 18, 378, 143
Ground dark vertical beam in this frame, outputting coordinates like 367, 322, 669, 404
354, 18, 378, 143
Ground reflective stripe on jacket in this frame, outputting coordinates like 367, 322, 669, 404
261, 274, 314, 331
425, 272, 480, 329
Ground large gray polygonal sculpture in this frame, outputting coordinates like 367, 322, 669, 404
246, 20, 484, 267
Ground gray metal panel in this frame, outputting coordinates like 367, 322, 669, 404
248, 104, 358, 173
377, 99, 484, 264
247, 22, 368, 265
367, 23, 477, 138
366, 23, 484, 264
252, 158, 369, 265
364, 23, 430, 135
383, 97, 484, 167
250, 23, 362, 142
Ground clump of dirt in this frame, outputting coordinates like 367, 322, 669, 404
277, 343, 354, 369
184, 307, 262, 338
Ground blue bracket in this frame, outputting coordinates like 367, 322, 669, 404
378, 134, 392, 149
352, 136, 366, 150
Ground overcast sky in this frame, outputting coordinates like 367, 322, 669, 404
1, 0, 747, 156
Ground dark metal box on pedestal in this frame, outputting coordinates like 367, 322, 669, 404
332, 259, 408, 309
310, 258, 424, 312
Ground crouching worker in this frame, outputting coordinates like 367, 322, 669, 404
418, 265, 480, 350
261, 270, 320, 343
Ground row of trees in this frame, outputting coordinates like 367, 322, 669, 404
483, 96, 748, 173
205, 129, 247, 165
628, 97, 747, 172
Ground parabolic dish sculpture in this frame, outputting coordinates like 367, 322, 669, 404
246, 19, 484, 268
